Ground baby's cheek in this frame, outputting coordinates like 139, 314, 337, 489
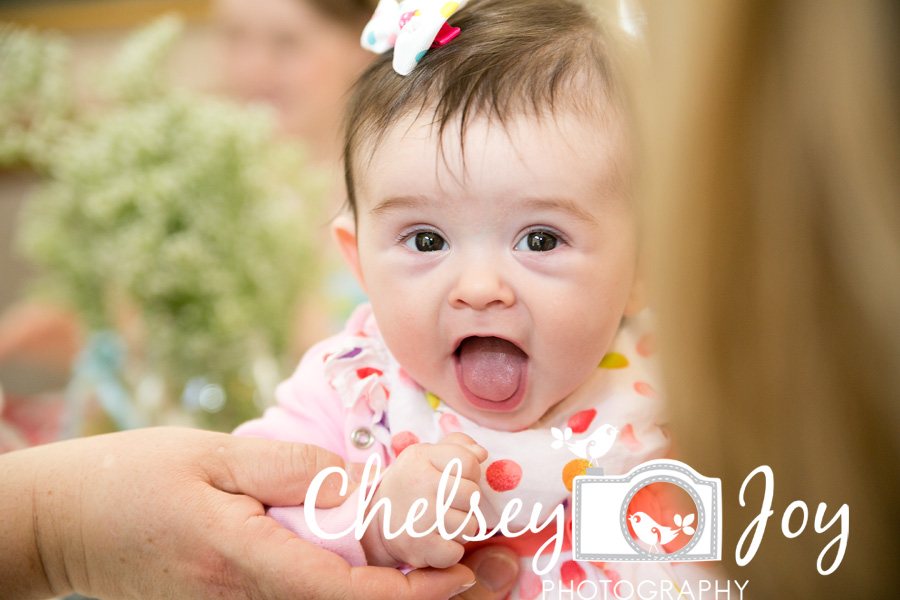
557, 320, 616, 380
380, 325, 443, 392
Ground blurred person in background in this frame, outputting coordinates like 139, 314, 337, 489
214, 0, 377, 349
215, 0, 374, 178
645, 1, 899, 597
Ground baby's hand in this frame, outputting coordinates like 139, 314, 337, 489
361, 432, 487, 569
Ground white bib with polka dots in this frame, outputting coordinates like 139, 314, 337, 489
323, 307, 670, 530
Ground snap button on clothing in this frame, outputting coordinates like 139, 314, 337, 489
350, 427, 374, 449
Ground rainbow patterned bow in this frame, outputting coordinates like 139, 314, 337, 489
362, 0, 468, 76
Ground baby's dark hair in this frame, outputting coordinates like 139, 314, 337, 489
342, 0, 632, 216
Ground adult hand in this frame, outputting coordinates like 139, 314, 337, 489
0, 427, 476, 600
455, 545, 521, 600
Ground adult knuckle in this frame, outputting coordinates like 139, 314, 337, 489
289, 443, 332, 482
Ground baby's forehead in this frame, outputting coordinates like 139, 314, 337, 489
354, 108, 628, 209
362, 102, 621, 155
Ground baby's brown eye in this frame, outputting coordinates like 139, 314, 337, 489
409, 231, 447, 252
518, 231, 558, 252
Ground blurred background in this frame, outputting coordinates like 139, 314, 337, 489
0, 1, 213, 426
0, 0, 374, 448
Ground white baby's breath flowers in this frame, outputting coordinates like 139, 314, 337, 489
0, 23, 71, 169
10, 17, 325, 429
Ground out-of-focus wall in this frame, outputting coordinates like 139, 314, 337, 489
0, 0, 209, 30
0, 0, 220, 104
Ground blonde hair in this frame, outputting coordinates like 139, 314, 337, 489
645, 1, 900, 596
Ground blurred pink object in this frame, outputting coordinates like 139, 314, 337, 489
0, 387, 65, 453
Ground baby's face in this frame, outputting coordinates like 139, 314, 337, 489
342, 111, 641, 431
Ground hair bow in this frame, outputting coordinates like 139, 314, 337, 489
362, 0, 468, 76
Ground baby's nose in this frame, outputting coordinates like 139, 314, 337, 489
449, 260, 515, 310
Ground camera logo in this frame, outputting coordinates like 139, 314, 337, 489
572, 459, 721, 562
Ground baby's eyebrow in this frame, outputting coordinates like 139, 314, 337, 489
369, 195, 436, 217
369, 194, 598, 225
520, 197, 599, 226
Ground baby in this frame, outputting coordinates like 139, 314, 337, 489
236, 0, 707, 595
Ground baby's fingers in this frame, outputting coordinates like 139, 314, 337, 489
445, 479, 482, 513
442, 507, 482, 542
437, 433, 489, 463
426, 443, 485, 483
406, 536, 466, 570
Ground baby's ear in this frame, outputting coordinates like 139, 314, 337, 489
332, 214, 365, 292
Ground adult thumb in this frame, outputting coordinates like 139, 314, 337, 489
211, 435, 359, 508
455, 546, 520, 600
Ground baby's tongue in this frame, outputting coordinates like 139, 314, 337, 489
458, 337, 526, 401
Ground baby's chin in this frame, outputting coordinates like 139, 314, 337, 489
440, 393, 554, 433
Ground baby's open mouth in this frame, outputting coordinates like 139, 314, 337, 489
454, 336, 528, 411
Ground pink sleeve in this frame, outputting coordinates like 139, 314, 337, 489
233, 335, 369, 565
267, 490, 368, 567
233, 337, 346, 458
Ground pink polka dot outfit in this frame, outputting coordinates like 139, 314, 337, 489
234, 304, 719, 596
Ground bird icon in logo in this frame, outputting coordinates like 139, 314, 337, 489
627, 511, 696, 554
550, 424, 619, 466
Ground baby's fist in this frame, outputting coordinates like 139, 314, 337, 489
361, 433, 488, 569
